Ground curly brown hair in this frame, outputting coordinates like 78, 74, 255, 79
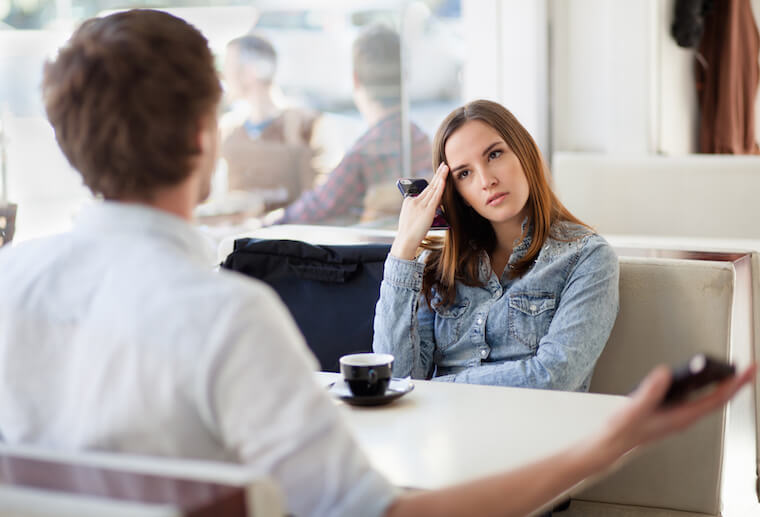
42, 9, 222, 200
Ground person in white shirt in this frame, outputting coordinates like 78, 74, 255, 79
0, 9, 754, 517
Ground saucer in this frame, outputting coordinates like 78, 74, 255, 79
327, 378, 414, 406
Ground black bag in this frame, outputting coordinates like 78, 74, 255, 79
221, 238, 391, 372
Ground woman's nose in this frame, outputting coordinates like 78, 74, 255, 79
479, 169, 498, 189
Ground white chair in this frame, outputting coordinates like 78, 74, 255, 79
568, 257, 735, 515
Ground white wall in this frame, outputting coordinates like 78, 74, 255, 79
656, 0, 699, 154
551, 0, 658, 154
462, 0, 549, 154
754, 0, 760, 145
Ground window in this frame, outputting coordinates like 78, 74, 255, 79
0, 0, 464, 246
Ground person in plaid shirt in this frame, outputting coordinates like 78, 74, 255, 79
274, 25, 432, 226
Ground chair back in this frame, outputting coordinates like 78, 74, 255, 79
0, 444, 284, 517
580, 257, 735, 514
222, 238, 390, 371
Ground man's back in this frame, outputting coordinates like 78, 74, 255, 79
0, 202, 395, 517
0, 203, 247, 454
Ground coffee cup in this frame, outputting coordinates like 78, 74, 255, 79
339, 353, 394, 397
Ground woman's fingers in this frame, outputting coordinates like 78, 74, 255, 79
422, 163, 449, 207
417, 163, 448, 205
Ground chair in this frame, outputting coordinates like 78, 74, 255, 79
0, 443, 284, 517
568, 257, 735, 515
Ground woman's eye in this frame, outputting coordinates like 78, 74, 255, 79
456, 170, 470, 180
488, 150, 502, 161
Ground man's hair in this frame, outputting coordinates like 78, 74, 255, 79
227, 34, 277, 83
352, 25, 401, 106
42, 9, 222, 200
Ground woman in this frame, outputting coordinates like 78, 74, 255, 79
373, 100, 619, 390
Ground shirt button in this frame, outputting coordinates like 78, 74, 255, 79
476, 318, 483, 325
530, 304, 537, 312
480, 349, 488, 358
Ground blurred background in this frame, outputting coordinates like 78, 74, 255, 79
0, 0, 758, 243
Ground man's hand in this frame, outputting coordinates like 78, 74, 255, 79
601, 362, 757, 459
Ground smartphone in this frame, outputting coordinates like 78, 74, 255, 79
396, 178, 449, 229
396, 178, 429, 198
660, 354, 736, 407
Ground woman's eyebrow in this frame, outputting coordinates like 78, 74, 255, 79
482, 142, 502, 156
449, 162, 468, 174
449, 141, 503, 174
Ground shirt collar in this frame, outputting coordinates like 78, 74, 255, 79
508, 217, 533, 266
478, 216, 534, 281
73, 201, 216, 266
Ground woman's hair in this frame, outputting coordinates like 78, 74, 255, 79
422, 99, 586, 308
42, 10, 222, 201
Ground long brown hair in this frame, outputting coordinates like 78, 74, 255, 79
422, 100, 587, 308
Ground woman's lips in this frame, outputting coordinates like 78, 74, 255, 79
487, 192, 508, 206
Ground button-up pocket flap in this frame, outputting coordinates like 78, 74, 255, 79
432, 299, 470, 319
509, 293, 555, 316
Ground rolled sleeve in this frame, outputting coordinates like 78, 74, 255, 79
382, 254, 425, 290
372, 253, 436, 379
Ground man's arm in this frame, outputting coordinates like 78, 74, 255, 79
202, 284, 398, 517
385, 363, 756, 517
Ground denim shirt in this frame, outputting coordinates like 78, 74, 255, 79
372, 221, 619, 391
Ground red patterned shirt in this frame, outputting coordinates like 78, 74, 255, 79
277, 110, 431, 225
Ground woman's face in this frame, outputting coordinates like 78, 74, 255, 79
444, 119, 530, 229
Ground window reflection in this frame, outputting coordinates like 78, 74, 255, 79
0, 0, 463, 243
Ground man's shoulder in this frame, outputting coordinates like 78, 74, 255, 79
176, 265, 281, 313
0, 233, 71, 273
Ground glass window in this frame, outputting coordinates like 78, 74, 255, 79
0, 0, 464, 246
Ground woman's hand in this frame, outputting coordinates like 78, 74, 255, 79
390, 162, 449, 260
599, 362, 757, 460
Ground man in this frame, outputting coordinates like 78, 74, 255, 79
221, 34, 319, 209
273, 25, 432, 226
0, 10, 753, 517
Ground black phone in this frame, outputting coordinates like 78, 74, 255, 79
660, 354, 736, 407
396, 178, 449, 229
396, 178, 429, 197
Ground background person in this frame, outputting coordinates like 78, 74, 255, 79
272, 24, 431, 226
220, 34, 319, 210
373, 100, 619, 390
0, 10, 754, 517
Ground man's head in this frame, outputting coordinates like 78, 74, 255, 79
352, 25, 401, 107
224, 34, 277, 100
42, 9, 222, 202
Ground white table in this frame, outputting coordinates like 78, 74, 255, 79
315, 372, 627, 491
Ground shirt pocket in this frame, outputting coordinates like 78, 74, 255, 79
508, 292, 556, 352
432, 298, 470, 349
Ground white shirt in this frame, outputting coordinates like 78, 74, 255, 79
0, 202, 397, 517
